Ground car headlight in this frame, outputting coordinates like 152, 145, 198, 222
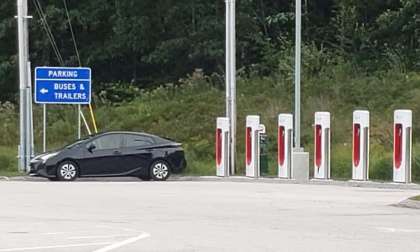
40, 152, 59, 163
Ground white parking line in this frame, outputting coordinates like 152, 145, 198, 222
92, 233, 150, 252
68, 234, 134, 240
0, 242, 111, 251
39, 232, 66, 235
376, 227, 420, 233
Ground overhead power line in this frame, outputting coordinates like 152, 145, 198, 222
31, 0, 98, 135
62, 0, 81, 67
31, 0, 65, 66
61, 0, 98, 134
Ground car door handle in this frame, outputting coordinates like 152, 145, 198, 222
113, 150, 122, 155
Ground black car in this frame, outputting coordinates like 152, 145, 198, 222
29, 131, 186, 181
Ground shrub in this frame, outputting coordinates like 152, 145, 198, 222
370, 144, 393, 181
331, 144, 352, 179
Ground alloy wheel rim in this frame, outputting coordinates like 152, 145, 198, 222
60, 163, 76, 180
153, 162, 168, 179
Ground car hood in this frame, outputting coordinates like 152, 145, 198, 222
32, 150, 61, 161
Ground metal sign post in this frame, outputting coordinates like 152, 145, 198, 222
26, 62, 33, 172
225, 0, 236, 175
78, 104, 81, 139
43, 104, 46, 152
294, 0, 302, 149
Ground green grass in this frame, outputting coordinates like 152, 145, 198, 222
410, 195, 420, 201
0, 170, 22, 177
0, 146, 20, 176
1, 67, 420, 180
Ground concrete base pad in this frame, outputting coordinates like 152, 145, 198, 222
292, 151, 309, 182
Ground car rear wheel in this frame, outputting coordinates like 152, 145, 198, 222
150, 160, 171, 181
57, 161, 78, 181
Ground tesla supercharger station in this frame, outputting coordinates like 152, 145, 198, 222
278, 114, 293, 179
393, 110, 412, 183
352, 110, 370, 181
245, 115, 265, 178
314, 112, 331, 179
216, 117, 230, 177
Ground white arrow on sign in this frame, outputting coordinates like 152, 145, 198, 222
40, 88, 48, 94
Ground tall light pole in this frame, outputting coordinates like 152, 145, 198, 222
294, 0, 302, 150
225, 0, 236, 175
17, 0, 32, 171
291, 0, 309, 181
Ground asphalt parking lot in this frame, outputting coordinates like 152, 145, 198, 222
0, 180, 420, 252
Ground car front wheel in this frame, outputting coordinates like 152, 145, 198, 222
57, 161, 78, 181
150, 160, 171, 181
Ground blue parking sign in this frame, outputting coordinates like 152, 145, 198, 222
35, 67, 91, 104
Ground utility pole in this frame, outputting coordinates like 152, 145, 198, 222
17, 0, 32, 171
291, 0, 309, 181
294, 0, 302, 150
225, 0, 236, 175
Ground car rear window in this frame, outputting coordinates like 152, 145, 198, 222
124, 134, 155, 147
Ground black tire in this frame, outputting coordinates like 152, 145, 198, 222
150, 160, 171, 181
56, 161, 79, 181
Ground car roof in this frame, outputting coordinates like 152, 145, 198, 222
71, 131, 177, 147
95, 131, 157, 138
93, 131, 177, 142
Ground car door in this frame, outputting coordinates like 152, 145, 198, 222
120, 134, 155, 173
80, 134, 124, 176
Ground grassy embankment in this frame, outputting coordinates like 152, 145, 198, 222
1, 65, 420, 181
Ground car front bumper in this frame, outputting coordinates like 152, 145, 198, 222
29, 160, 55, 178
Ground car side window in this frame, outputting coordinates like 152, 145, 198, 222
124, 134, 155, 148
91, 134, 123, 150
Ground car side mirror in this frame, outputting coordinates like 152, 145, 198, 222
87, 143, 96, 152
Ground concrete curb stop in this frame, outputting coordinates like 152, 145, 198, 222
169, 176, 420, 190
2, 175, 420, 191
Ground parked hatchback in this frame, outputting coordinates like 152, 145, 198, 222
29, 131, 186, 181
